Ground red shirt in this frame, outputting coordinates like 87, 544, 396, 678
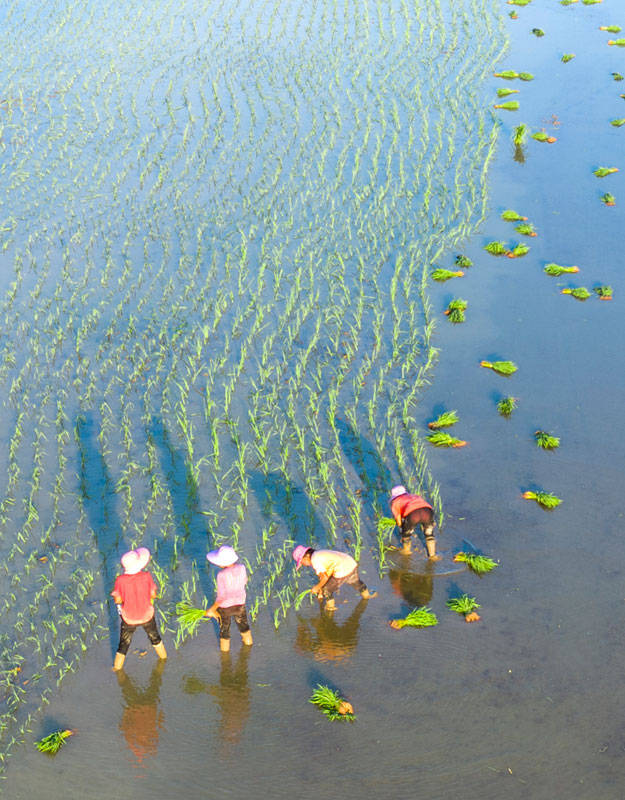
390, 493, 433, 524
112, 572, 156, 625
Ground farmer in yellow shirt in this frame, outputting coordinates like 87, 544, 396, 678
292, 546, 376, 611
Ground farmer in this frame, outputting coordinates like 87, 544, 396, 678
292, 545, 376, 611
389, 485, 439, 559
111, 547, 167, 671
204, 545, 253, 653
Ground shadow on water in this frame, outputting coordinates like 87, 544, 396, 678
75, 412, 125, 658
335, 417, 391, 508
116, 659, 165, 769
295, 600, 367, 663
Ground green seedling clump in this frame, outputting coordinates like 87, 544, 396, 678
532, 28, 545, 37
610, 119, 625, 127
600, 26, 622, 33
518, 72, 534, 81
532, 131, 557, 143
431, 268, 464, 282
601, 193, 616, 206
447, 594, 481, 621
35, 730, 74, 754
515, 223, 537, 236
594, 285, 613, 300
544, 263, 579, 276
522, 490, 562, 509
498, 88, 520, 97
428, 410, 459, 429
609, 40, 625, 48
507, 243, 530, 258
453, 552, 498, 574
507, 0, 531, 5
445, 299, 467, 323
309, 685, 355, 721
175, 601, 208, 638
455, 255, 473, 268
426, 431, 467, 448
484, 241, 507, 255
494, 70, 520, 79
497, 396, 517, 417
512, 124, 528, 145
535, 430, 560, 449
561, 53, 575, 63
480, 360, 518, 376
594, 167, 619, 177
612, 72, 624, 81
502, 209, 527, 222
494, 101, 520, 111
390, 607, 438, 629
377, 516, 398, 535
561, 286, 591, 300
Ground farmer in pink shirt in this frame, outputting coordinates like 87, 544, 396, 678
205, 546, 253, 652
292, 546, 376, 612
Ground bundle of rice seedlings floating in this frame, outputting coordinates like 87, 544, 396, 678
612, 73, 624, 81
560, 0, 577, 4
507, 0, 531, 5
594, 167, 619, 177
455, 255, 473, 268
509, 9, 518, 17
502, 209, 528, 221
175, 601, 209, 637
428, 410, 459, 429
35, 730, 74, 754
309, 685, 355, 721
561, 54, 576, 63
600, 26, 622, 33
518, 73, 534, 81
601, 193, 616, 206
544, 263, 579, 276
507, 243, 530, 258
522, 490, 562, 509
532, 28, 545, 37
610, 119, 625, 127
582, 0, 600, 4
494, 70, 521, 79
445, 299, 467, 323
498, 88, 520, 97
497, 396, 518, 417
389, 607, 438, 629
431, 268, 464, 282
535, 430, 560, 449
453, 552, 498, 575
447, 594, 481, 622
515, 223, 537, 237
484, 241, 507, 256
512, 124, 528, 144
426, 431, 467, 448
594, 285, 613, 300
561, 286, 591, 300
480, 360, 518, 376
532, 131, 557, 143
494, 101, 520, 111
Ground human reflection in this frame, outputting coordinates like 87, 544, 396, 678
388, 558, 435, 608
117, 658, 165, 768
183, 646, 250, 748
294, 599, 367, 663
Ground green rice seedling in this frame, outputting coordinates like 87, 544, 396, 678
518, 73, 534, 81
431, 268, 464, 282
390, 607, 438, 629
480, 360, 518, 376
494, 70, 520, 79
498, 88, 520, 97
561, 54, 576, 63
594, 285, 613, 300
544, 263, 579, 276
507, 243, 530, 258
532, 28, 545, 37
532, 131, 557, 143
560, 0, 577, 5
428, 410, 459, 429
610, 119, 625, 127
612, 73, 624, 81
512, 124, 528, 145
447, 594, 481, 622
494, 101, 520, 111
561, 287, 591, 300
535, 430, 560, 449
455, 255, 473, 268
497, 396, 518, 417
600, 26, 622, 33
445, 299, 467, 323
507, 0, 531, 5
175, 601, 208, 638
426, 431, 467, 448
502, 209, 528, 222
594, 167, 619, 177
35, 729, 73, 754
309, 685, 355, 721
515, 223, 537, 237
601, 193, 616, 206
453, 552, 498, 574
484, 241, 507, 256
522, 490, 562, 508
377, 516, 398, 536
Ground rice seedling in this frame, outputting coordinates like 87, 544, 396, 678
561, 287, 591, 300
561, 0, 578, 6
544, 263, 579, 276
535, 430, 560, 449
581, 0, 600, 3
309, 686, 355, 721
453, 552, 498, 574
35, 729, 74, 754
522, 490, 562, 509
175, 601, 208, 639
507, 244, 530, 258
600, 26, 622, 33
610, 119, 625, 127
389, 607, 438, 629
447, 594, 481, 622
444, 299, 467, 323
502, 209, 528, 222
428, 410, 459, 430
498, 88, 520, 98
594, 285, 613, 300
515, 223, 537, 237
561, 54, 576, 63
613, 73, 624, 81
426, 431, 467, 448
497, 396, 517, 417
494, 71, 521, 80
480, 360, 518, 376
507, 0, 531, 5
509, 9, 518, 16
455, 255, 472, 268
532, 131, 557, 143
601, 193, 616, 206
494, 101, 520, 111
594, 167, 619, 177
512, 124, 528, 145
484, 241, 507, 256
431, 268, 464, 282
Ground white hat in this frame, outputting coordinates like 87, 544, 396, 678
206, 545, 239, 567
121, 547, 151, 574
390, 485, 407, 501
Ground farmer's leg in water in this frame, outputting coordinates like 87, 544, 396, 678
344, 568, 377, 599
423, 520, 440, 560
320, 576, 339, 611
232, 605, 253, 646
218, 607, 233, 652
142, 617, 167, 659
113, 620, 136, 671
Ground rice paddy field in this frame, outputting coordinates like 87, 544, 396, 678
1, 0, 624, 797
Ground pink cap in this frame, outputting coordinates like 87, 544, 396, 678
390, 485, 407, 501
292, 544, 308, 569
121, 547, 151, 575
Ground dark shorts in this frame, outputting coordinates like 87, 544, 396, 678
117, 615, 162, 655
218, 605, 250, 639
401, 508, 435, 541
322, 567, 367, 598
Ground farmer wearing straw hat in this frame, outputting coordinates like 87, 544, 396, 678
389, 485, 439, 559
292, 545, 376, 612
205, 546, 253, 653
111, 547, 167, 671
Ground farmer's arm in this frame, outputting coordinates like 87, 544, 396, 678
312, 571, 332, 596
205, 602, 220, 620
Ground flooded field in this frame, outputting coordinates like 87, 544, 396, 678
1, 0, 624, 797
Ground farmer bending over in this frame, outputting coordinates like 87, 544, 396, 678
292, 545, 376, 611
390, 485, 439, 559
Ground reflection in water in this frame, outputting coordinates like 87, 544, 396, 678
183, 647, 250, 747
295, 600, 367, 663
388, 559, 436, 608
117, 659, 165, 768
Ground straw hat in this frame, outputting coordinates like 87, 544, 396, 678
292, 544, 309, 569
390, 485, 407, 501
121, 547, 151, 575
206, 545, 239, 567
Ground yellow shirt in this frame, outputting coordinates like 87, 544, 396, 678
310, 550, 357, 579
